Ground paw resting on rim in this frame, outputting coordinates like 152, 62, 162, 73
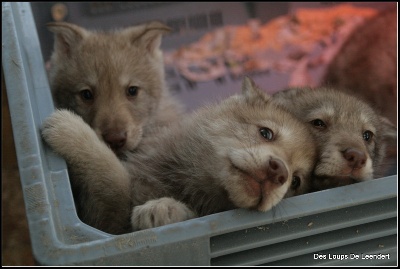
131, 197, 197, 230
41, 109, 97, 157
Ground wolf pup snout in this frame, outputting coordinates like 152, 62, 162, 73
342, 148, 367, 170
102, 131, 127, 151
267, 158, 289, 185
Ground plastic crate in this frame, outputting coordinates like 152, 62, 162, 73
2, 2, 397, 266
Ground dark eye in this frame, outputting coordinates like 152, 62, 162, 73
80, 89, 93, 101
311, 119, 326, 129
363, 130, 373, 142
127, 86, 139, 97
291, 176, 301, 190
260, 127, 274, 141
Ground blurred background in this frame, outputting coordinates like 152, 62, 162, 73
29, 2, 397, 113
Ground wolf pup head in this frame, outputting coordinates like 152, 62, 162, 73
187, 78, 317, 212
47, 21, 174, 158
272, 87, 397, 191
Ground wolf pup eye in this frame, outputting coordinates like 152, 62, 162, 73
259, 127, 274, 141
311, 119, 326, 129
291, 176, 301, 189
127, 86, 139, 97
363, 130, 373, 142
80, 89, 94, 102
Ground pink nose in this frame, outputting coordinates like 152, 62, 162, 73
342, 148, 367, 169
103, 131, 127, 150
265, 158, 288, 185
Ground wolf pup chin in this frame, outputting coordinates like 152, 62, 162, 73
47, 21, 184, 159
272, 87, 397, 191
42, 77, 317, 233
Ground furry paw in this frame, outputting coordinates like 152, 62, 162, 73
131, 197, 197, 230
41, 109, 99, 159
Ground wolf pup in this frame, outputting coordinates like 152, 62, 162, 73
47, 21, 184, 159
42, 77, 317, 233
46, 21, 184, 232
272, 87, 397, 191
321, 8, 397, 168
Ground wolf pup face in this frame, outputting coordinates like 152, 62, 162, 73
129, 78, 318, 230
191, 78, 317, 212
47, 21, 173, 158
215, 79, 316, 211
272, 87, 397, 191
128, 77, 318, 220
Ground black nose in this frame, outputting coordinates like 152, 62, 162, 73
342, 148, 367, 169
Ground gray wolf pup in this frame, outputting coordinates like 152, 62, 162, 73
42, 77, 317, 233
46, 21, 184, 232
47, 21, 184, 158
272, 87, 397, 191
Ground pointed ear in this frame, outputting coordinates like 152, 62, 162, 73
47, 22, 88, 57
241, 76, 270, 101
122, 21, 171, 56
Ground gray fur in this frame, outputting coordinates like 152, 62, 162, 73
46, 21, 184, 233
272, 87, 397, 191
42, 77, 317, 233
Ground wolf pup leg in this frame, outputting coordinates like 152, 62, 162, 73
42, 109, 132, 234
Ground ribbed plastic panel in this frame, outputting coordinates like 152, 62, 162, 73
210, 198, 397, 266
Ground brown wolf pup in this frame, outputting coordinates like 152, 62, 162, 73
272, 87, 397, 191
47, 21, 184, 158
322, 8, 397, 169
42, 77, 317, 233
46, 21, 184, 233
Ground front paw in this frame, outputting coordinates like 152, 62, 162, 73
41, 109, 97, 158
131, 197, 197, 230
